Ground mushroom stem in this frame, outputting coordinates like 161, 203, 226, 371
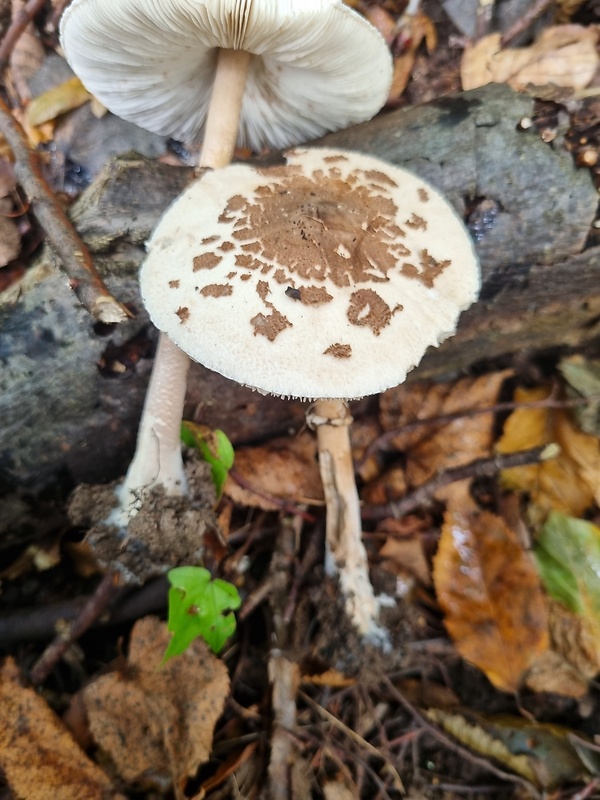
117, 48, 251, 521
313, 398, 389, 646
199, 48, 252, 170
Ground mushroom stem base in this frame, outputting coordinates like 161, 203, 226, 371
313, 398, 389, 646
115, 333, 190, 524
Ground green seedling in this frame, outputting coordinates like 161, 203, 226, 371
181, 421, 234, 499
163, 566, 241, 661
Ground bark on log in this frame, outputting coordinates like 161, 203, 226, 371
1, 84, 598, 495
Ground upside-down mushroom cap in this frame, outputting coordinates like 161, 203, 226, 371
59, 0, 393, 151
140, 148, 480, 400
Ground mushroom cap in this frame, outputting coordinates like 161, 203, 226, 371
140, 148, 480, 400
59, 0, 393, 151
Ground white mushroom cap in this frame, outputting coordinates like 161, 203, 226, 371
140, 148, 480, 400
59, 0, 393, 151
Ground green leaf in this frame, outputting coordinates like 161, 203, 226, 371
181, 422, 234, 498
535, 512, 600, 623
163, 566, 241, 661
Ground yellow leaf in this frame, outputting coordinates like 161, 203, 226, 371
433, 509, 549, 692
27, 77, 92, 128
497, 386, 600, 516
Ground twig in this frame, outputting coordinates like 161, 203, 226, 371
379, 676, 540, 795
0, 0, 45, 68
357, 392, 600, 470
299, 689, 405, 792
30, 570, 121, 685
0, 96, 130, 323
361, 445, 556, 520
0, 577, 168, 645
500, 0, 554, 47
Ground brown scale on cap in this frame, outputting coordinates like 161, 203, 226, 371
418, 187, 430, 202
406, 213, 427, 231
400, 249, 451, 289
176, 306, 189, 323
324, 343, 353, 359
200, 283, 233, 298
193, 252, 222, 271
184, 162, 454, 345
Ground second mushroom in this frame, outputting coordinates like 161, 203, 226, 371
141, 147, 481, 642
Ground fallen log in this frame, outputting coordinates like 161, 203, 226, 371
1, 83, 598, 495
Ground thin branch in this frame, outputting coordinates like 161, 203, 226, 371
0, 96, 130, 323
0, 0, 45, 68
500, 0, 554, 47
379, 676, 540, 796
299, 689, 405, 793
30, 571, 122, 685
361, 445, 556, 520
358, 392, 600, 470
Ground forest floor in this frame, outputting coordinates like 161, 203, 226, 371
1, 1, 600, 799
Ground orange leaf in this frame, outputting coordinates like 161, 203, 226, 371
496, 386, 600, 516
433, 509, 549, 692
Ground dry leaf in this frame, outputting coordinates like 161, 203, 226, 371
27, 76, 92, 127
461, 25, 599, 92
389, 12, 438, 101
380, 371, 510, 502
526, 597, 600, 697
225, 432, 323, 510
0, 657, 122, 800
497, 386, 600, 517
83, 616, 229, 797
433, 509, 549, 692
379, 535, 431, 585
0, 213, 20, 267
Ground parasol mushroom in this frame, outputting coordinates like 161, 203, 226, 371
139, 147, 481, 641
60, 0, 393, 525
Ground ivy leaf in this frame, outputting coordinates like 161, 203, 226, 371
181, 422, 234, 498
163, 566, 241, 661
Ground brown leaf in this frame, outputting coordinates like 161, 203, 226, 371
461, 25, 599, 92
83, 616, 229, 797
380, 371, 510, 496
225, 432, 324, 510
433, 509, 549, 692
0, 657, 122, 799
379, 535, 431, 585
0, 212, 20, 267
526, 598, 600, 697
497, 386, 600, 517
9, 0, 45, 101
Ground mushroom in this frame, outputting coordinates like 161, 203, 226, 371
139, 147, 481, 641
60, 0, 393, 525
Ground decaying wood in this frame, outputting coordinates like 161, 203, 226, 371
0, 83, 598, 495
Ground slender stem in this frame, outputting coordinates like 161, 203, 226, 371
117, 335, 191, 516
313, 398, 388, 646
119, 48, 251, 519
199, 48, 252, 170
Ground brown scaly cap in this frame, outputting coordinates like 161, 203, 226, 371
141, 148, 480, 399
